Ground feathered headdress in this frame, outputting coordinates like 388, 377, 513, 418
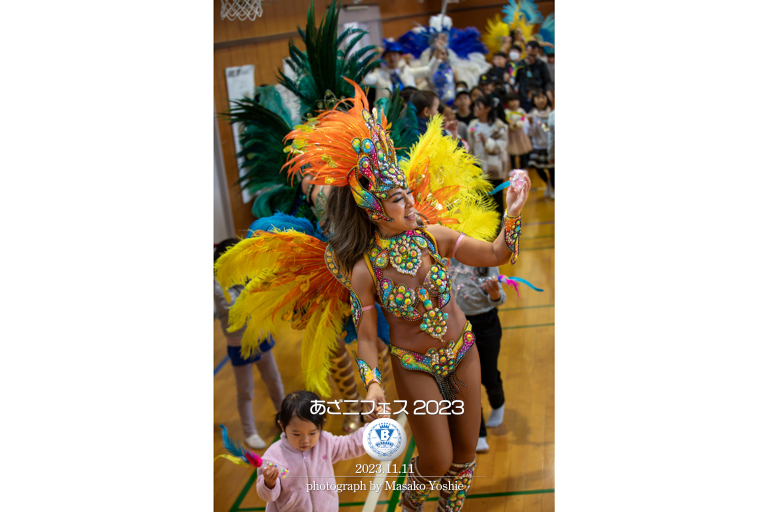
283, 79, 406, 223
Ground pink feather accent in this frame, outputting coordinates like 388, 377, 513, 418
245, 451, 263, 468
498, 275, 521, 298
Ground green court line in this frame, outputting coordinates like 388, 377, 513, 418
421, 488, 556, 501
230, 469, 260, 512
387, 436, 417, 512
502, 323, 554, 330
498, 304, 554, 312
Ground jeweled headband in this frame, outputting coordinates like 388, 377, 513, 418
283, 78, 407, 222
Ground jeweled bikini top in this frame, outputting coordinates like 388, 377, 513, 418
364, 228, 453, 341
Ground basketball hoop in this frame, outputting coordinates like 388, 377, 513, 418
221, 0, 267, 21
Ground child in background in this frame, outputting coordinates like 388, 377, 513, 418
429, 46, 457, 103
453, 88, 476, 126
411, 90, 462, 142
447, 260, 508, 453
257, 391, 379, 511
470, 85, 483, 103
505, 92, 532, 170
439, 103, 469, 149
467, 94, 509, 217
527, 89, 554, 198
215, 239, 285, 449
507, 44, 524, 88
410, 90, 440, 136
488, 51, 511, 86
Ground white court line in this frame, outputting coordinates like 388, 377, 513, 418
361, 412, 408, 512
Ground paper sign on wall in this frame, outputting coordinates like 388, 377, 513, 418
225, 65, 255, 204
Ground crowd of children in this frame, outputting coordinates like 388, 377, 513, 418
366, 37, 555, 202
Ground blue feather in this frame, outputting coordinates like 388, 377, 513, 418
539, 13, 555, 54
247, 212, 324, 240
449, 27, 488, 59
220, 424, 248, 462
518, 0, 543, 23
397, 30, 430, 57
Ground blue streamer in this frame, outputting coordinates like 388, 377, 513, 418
499, 275, 545, 292
488, 181, 511, 196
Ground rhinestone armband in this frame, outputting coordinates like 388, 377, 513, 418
356, 358, 382, 391
503, 212, 521, 263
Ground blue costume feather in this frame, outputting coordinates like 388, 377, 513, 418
247, 212, 324, 240
396, 30, 430, 57
397, 26, 487, 60
504, 0, 544, 25
449, 27, 488, 59
538, 13, 555, 55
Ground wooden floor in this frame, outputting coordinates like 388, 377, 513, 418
214, 172, 555, 511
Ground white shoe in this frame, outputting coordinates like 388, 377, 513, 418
544, 183, 552, 198
549, 188, 554, 199
486, 406, 505, 428
245, 433, 266, 449
476, 436, 489, 453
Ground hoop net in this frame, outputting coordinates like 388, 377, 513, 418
221, 0, 264, 21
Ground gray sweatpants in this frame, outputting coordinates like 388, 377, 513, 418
232, 350, 284, 437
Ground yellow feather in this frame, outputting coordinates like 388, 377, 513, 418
482, 15, 510, 59
214, 228, 351, 393
301, 298, 347, 398
403, 116, 499, 240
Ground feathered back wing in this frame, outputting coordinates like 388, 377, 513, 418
401, 116, 500, 241
215, 225, 348, 398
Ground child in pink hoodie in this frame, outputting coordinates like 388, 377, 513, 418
256, 390, 368, 511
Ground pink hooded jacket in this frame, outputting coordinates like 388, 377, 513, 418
256, 428, 366, 511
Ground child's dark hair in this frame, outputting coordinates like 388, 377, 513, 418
505, 91, 520, 103
493, 51, 507, 59
474, 94, 498, 123
530, 88, 552, 109
469, 86, 482, 97
400, 86, 419, 104
410, 90, 439, 118
214, 238, 239, 263
455, 80, 468, 90
275, 390, 327, 431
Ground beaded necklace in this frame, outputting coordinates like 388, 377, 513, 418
367, 229, 452, 341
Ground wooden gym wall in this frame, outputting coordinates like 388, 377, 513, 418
214, 0, 554, 235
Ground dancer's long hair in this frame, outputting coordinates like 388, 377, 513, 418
325, 186, 374, 274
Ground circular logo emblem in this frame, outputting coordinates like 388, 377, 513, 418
363, 418, 407, 461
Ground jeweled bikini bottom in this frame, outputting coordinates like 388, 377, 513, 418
389, 321, 475, 401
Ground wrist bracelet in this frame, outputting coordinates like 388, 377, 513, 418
356, 358, 382, 391
503, 212, 521, 262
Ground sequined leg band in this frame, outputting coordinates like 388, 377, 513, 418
503, 212, 521, 263
401, 457, 437, 511
389, 322, 476, 402
436, 457, 477, 512
355, 357, 382, 391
